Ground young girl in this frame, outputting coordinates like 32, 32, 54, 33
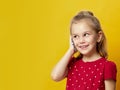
51, 10, 117, 90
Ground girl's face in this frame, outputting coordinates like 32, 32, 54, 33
71, 20, 102, 57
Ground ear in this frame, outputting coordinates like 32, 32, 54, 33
97, 31, 103, 43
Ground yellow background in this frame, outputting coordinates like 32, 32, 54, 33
0, 0, 120, 90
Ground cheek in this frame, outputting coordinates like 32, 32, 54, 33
86, 36, 98, 44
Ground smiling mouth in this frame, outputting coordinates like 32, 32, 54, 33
79, 45, 89, 49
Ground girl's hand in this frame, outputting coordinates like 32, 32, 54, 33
69, 37, 80, 58
69, 36, 74, 49
69, 36, 77, 52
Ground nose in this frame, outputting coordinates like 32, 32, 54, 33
78, 37, 85, 44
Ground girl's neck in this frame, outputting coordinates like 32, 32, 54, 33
82, 53, 102, 62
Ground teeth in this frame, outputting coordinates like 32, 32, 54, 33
81, 46, 86, 48
80, 45, 88, 49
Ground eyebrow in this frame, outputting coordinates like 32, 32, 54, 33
72, 31, 92, 35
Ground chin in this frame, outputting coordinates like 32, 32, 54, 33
78, 50, 90, 56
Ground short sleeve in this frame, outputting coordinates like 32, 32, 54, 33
104, 61, 117, 81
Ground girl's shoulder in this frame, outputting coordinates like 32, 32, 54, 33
103, 58, 117, 81
96, 58, 117, 71
104, 58, 117, 67
68, 56, 81, 67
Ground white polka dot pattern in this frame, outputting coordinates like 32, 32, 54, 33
66, 58, 109, 90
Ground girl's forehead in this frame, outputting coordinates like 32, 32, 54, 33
72, 19, 94, 27
71, 21, 94, 32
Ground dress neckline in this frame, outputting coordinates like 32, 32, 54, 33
81, 57, 105, 63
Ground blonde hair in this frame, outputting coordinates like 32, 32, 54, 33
70, 10, 108, 58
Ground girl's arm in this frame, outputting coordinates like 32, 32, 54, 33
51, 48, 74, 82
51, 37, 75, 82
105, 79, 116, 90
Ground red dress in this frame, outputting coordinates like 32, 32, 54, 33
66, 57, 117, 90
